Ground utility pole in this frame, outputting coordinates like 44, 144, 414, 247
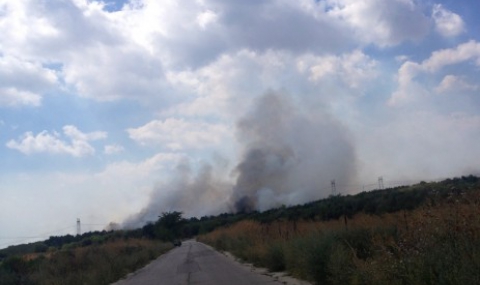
76, 218, 81, 236
378, 177, 384, 190
331, 180, 336, 196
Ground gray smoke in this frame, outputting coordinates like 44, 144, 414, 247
122, 159, 232, 228
231, 92, 356, 212
123, 91, 357, 227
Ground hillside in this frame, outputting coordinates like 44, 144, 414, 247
199, 175, 480, 285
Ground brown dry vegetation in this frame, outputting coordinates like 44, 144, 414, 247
0, 238, 172, 285
199, 190, 480, 285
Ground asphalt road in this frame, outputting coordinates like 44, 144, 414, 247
111, 240, 284, 285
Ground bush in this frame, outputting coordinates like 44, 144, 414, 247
0, 239, 173, 285
264, 242, 285, 272
284, 232, 336, 284
34, 243, 48, 253
339, 228, 373, 260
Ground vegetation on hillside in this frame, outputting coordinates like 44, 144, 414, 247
0, 238, 172, 285
0, 216, 181, 285
199, 175, 480, 285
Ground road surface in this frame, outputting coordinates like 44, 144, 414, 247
111, 240, 284, 285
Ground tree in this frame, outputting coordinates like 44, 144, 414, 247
154, 211, 185, 241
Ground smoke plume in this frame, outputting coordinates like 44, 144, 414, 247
123, 91, 357, 227
231, 92, 356, 212
122, 159, 232, 228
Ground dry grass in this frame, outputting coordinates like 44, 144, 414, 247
199, 191, 480, 285
1, 238, 173, 285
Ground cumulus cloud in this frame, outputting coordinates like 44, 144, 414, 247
63, 45, 166, 102
6, 125, 107, 157
127, 118, 231, 150
0, 0, 167, 102
0, 55, 57, 107
422, 40, 480, 72
104, 144, 125, 155
326, 0, 430, 47
436, 75, 479, 94
163, 48, 378, 124
389, 40, 480, 106
432, 4, 465, 37
297, 50, 377, 88
0, 0, 438, 110
0, 88, 42, 107
196, 9, 218, 29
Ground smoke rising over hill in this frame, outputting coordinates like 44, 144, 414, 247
232, 93, 356, 212
123, 92, 356, 227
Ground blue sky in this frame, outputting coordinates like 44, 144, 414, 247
1, 0, 480, 248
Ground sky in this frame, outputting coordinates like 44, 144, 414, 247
1, 0, 480, 248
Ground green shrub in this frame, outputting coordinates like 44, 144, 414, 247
327, 243, 356, 285
264, 242, 285, 272
284, 231, 336, 284
338, 228, 373, 260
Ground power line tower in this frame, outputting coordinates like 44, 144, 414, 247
76, 218, 81, 236
331, 179, 337, 196
378, 177, 384, 190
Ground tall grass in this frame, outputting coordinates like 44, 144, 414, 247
199, 191, 480, 285
0, 238, 172, 285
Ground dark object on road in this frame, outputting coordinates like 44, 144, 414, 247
173, 240, 182, 247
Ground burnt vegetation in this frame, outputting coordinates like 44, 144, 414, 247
1, 175, 479, 284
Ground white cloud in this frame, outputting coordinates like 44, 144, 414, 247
298, 50, 377, 88
436, 75, 479, 94
6, 125, 107, 157
0, 0, 168, 102
0, 55, 57, 107
326, 0, 430, 47
0, 88, 42, 107
395, 55, 409, 62
389, 41, 480, 106
0, 0, 433, 109
422, 40, 480, 72
104, 144, 125, 155
95, 152, 186, 182
127, 118, 231, 151
63, 125, 107, 141
163, 48, 378, 123
432, 4, 465, 37
196, 9, 218, 29
62, 45, 167, 102
0, 1, 61, 58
